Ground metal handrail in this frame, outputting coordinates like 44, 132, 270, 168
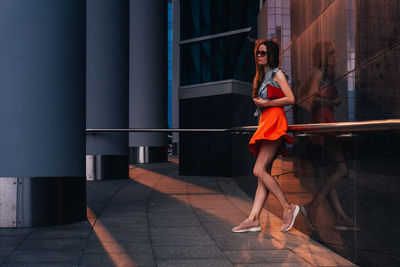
86, 119, 400, 134
287, 119, 400, 133
86, 128, 230, 133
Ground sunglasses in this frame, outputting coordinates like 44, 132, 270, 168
256, 50, 267, 56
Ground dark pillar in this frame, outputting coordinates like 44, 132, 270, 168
129, 0, 168, 163
0, 0, 86, 227
86, 0, 129, 180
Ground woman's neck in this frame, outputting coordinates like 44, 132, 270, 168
263, 65, 269, 72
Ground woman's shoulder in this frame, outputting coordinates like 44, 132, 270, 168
272, 67, 292, 86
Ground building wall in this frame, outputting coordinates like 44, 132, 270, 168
178, 0, 260, 176
240, 0, 400, 265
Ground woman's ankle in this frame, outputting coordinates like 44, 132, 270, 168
283, 203, 292, 211
247, 216, 259, 223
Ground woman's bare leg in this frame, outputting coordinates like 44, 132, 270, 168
253, 140, 299, 231
233, 139, 299, 232
253, 140, 290, 210
232, 153, 272, 232
248, 167, 271, 222
248, 152, 282, 222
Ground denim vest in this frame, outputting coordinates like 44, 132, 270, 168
254, 68, 291, 117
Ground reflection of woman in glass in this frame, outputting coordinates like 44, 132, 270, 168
232, 39, 299, 233
300, 41, 358, 231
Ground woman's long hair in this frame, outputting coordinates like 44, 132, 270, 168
252, 39, 280, 98
312, 41, 335, 82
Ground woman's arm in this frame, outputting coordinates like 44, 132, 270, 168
312, 93, 341, 107
253, 70, 295, 108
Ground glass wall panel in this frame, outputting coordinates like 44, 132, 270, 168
180, 0, 259, 40
253, 0, 400, 265
180, 33, 255, 86
290, 0, 335, 42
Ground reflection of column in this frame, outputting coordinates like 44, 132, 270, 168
86, 0, 129, 180
129, 0, 168, 163
0, 0, 85, 227
172, 0, 180, 154
346, 0, 356, 122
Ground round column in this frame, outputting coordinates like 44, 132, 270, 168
86, 0, 129, 180
129, 0, 168, 163
0, 0, 86, 227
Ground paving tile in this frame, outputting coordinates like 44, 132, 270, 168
148, 213, 196, 221
189, 200, 233, 208
188, 195, 227, 201
296, 252, 356, 266
18, 239, 86, 250
0, 229, 34, 236
193, 207, 245, 215
148, 207, 193, 213
210, 231, 272, 240
89, 232, 149, 242
234, 263, 312, 267
80, 253, 155, 267
6, 250, 82, 264
85, 240, 152, 254
198, 220, 239, 232
196, 215, 245, 226
93, 222, 148, 233
0, 236, 26, 247
96, 215, 147, 223
101, 204, 147, 211
224, 249, 308, 264
156, 259, 233, 267
149, 218, 201, 227
151, 235, 215, 247
107, 200, 149, 206
214, 237, 285, 251
153, 246, 226, 259
196, 213, 246, 221
150, 194, 188, 200
149, 202, 191, 209
2, 263, 79, 267
41, 220, 93, 230
194, 209, 245, 217
149, 198, 189, 203
100, 210, 147, 218
27, 229, 91, 239
150, 226, 207, 236
0, 247, 15, 264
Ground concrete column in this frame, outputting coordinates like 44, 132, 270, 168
0, 0, 86, 227
129, 0, 168, 163
86, 0, 129, 180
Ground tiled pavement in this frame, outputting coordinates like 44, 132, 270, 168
0, 158, 356, 266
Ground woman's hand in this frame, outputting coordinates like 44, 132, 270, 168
253, 97, 270, 108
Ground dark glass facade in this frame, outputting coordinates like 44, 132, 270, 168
234, 0, 400, 266
180, 32, 255, 86
180, 0, 259, 40
178, 0, 260, 176
180, 0, 259, 86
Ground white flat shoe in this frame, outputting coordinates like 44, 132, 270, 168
281, 204, 299, 232
232, 218, 261, 233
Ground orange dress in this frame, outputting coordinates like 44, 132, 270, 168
248, 83, 294, 157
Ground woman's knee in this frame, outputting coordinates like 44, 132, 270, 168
253, 166, 266, 177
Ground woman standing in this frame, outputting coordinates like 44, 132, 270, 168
232, 39, 299, 233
